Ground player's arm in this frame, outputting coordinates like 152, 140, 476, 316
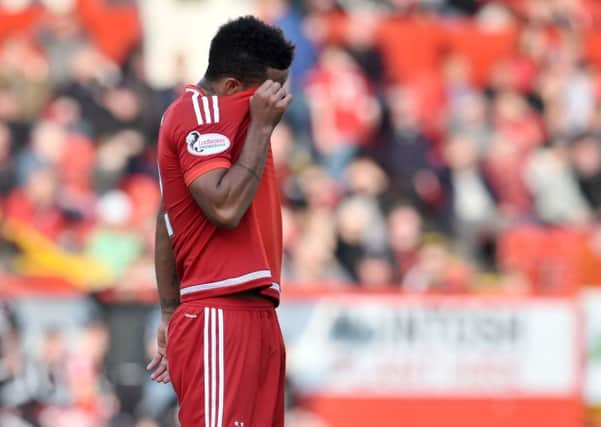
188, 80, 292, 229
154, 209, 179, 315
147, 209, 179, 383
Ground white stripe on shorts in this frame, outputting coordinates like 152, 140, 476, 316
204, 307, 210, 427
211, 307, 217, 427
204, 307, 225, 427
218, 309, 224, 427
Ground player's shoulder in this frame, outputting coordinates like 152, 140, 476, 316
170, 85, 253, 129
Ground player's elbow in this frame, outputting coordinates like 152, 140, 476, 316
209, 208, 242, 229
189, 186, 241, 229
212, 217, 240, 230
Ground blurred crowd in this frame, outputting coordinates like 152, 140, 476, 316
2, 0, 601, 425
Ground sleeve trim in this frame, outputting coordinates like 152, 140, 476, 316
184, 159, 231, 186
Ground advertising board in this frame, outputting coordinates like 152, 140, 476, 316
279, 294, 581, 427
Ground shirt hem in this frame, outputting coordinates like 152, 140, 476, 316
179, 278, 278, 304
184, 159, 231, 186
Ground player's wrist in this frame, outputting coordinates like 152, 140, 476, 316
249, 120, 276, 137
160, 309, 175, 324
160, 296, 179, 318
161, 303, 177, 313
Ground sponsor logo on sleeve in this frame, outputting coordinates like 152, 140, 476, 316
186, 131, 231, 156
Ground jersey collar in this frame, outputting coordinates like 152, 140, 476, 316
184, 85, 258, 98
185, 84, 206, 95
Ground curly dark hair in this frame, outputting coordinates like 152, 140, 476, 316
205, 16, 295, 84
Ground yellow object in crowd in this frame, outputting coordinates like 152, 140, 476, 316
2, 219, 113, 291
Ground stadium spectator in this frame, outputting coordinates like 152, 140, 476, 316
305, 46, 380, 178
0, 122, 16, 198
569, 133, 601, 211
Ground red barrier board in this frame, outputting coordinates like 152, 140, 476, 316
304, 396, 582, 427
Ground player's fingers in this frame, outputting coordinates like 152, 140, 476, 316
149, 357, 167, 377
251, 84, 266, 101
146, 353, 161, 371
150, 364, 167, 381
153, 370, 167, 382
276, 93, 293, 109
154, 359, 170, 382
271, 87, 287, 103
150, 367, 164, 380
252, 82, 274, 104
258, 79, 274, 93
265, 82, 282, 98
157, 370, 170, 383
267, 81, 281, 95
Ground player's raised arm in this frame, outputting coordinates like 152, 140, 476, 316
188, 80, 292, 229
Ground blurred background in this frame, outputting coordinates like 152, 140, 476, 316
1, 0, 601, 426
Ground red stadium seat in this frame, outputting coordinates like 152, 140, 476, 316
0, 3, 44, 43
75, 0, 141, 64
445, 21, 519, 86
498, 226, 586, 295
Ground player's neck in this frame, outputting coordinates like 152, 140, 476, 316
196, 79, 216, 95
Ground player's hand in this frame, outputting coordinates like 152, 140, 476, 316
147, 314, 170, 383
250, 80, 293, 129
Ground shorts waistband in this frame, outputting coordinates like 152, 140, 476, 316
180, 296, 275, 311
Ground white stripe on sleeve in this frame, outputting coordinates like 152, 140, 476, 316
202, 96, 212, 125
212, 96, 220, 123
186, 89, 204, 125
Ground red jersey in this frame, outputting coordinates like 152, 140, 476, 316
157, 85, 282, 304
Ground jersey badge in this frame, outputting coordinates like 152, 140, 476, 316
186, 131, 231, 156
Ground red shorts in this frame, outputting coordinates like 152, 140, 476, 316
167, 297, 286, 427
